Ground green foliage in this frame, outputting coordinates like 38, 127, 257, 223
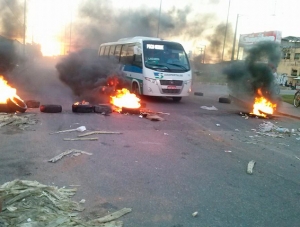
280, 95, 294, 105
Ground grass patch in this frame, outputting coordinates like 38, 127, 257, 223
281, 95, 294, 105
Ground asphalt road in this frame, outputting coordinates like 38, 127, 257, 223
1, 63, 300, 227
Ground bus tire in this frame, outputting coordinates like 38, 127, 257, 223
40, 104, 62, 113
7, 96, 27, 113
132, 82, 140, 96
172, 97, 182, 102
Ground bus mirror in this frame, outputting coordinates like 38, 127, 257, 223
134, 46, 141, 55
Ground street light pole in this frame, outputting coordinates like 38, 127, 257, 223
231, 14, 239, 61
23, 0, 26, 57
221, 0, 230, 62
157, 0, 162, 38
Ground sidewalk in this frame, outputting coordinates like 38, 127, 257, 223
276, 101, 300, 120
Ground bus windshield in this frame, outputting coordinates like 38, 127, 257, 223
143, 41, 190, 72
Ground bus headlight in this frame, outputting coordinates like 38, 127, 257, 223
184, 80, 192, 85
145, 77, 157, 84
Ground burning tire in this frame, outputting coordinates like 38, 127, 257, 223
40, 104, 62, 113
7, 96, 27, 113
219, 97, 231, 104
0, 103, 13, 113
72, 103, 94, 113
293, 91, 300, 108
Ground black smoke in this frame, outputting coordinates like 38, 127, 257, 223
223, 41, 281, 102
71, 1, 219, 52
0, 0, 24, 39
55, 49, 130, 104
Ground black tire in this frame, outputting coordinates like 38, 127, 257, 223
172, 97, 182, 102
25, 100, 40, 108
293, 91, 300, 108
132, 82, 140, 96
194, 92, 203, 96
40, 104, 62, 113
219, 97, 231, 104
94, 104, 112, 114
0, 103, 14, 113
7, 96, 27, 113
72, 104, 94, 113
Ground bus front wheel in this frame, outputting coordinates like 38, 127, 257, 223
172, 97, 182, 102
132, 82, 140, 96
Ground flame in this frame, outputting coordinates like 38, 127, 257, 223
110, 88, 141, 110
251, 89, 276, 117
0, 76, 17, 104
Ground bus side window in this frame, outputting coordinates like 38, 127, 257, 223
109, 45, 116, 56
104, 46, 110, 56
120, 44, 129, 64
132, 45, 142, 68
99, 46, 105, 56
114, 45, 122, 62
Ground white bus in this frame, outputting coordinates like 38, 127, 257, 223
98, 36, 192, 102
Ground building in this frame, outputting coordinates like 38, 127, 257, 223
277, 36, 300, 89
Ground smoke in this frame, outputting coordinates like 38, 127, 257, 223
0, 0, 24, 39
55, 49, 130, 104
223, 41, 281, 101
71, 1, 219, 52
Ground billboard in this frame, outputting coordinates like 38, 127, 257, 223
239, 31, 282, 47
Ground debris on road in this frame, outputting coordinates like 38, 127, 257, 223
145, 114, 164, 121
192, 211, 198, 217
49, 126, 86, 135
63, 137, 98, 141
200, 106, 218, 111
0, 179, 131, 226
247, 160, 256, 174
48, 149, 93, 163
0, 113, 38, 130
89, 208, 132, 224
78, 131, 122, 137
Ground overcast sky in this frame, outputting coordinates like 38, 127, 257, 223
24, 0, 299, 58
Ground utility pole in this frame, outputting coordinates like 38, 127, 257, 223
23, 0, 26, 57
231, 14, 239, 61
69, 10, 72, 54
221, 0, 230, 62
